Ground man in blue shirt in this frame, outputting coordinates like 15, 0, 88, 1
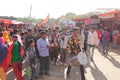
37, 31, 50, 77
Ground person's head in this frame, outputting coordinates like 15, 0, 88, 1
28, 29, 32, 35
12, 35, 18, 42
70, 29, 74, 36
48, 28, 52, 32
3, 27, 7, 31
90, 27, 95, 33
28, 39, 35, 47
60, 32, 66, 38
53, 29, 57, 35
24, 32, 28, 37
0, 32, 3, 37
73, 27, 80, 35
21, 32, 25, 36
41, 31, 47, 40
14, 29, 20, 35
63, 28, 67, 33
105, 27, 109, 31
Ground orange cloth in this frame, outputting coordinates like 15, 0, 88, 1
3, 31, 10, 43
114, 31, 119, 39
0, 67, 6, 80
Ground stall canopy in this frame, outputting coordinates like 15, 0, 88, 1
0, 19, 25, 26
73, 18, 86, 21
0, 19, 12, 26
99, 10, 120, 19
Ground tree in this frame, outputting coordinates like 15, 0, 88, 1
65, 12, 77, 19
17, 17, 42, 23
77, 11, 101, 18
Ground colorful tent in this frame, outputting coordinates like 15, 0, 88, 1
99, 10, 120, 19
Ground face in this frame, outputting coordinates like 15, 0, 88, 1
30, 42, 35, 47
61, 33, 65, 38
42, 33, 47, 39
53, 31, 57, 35
63, 29, 67, 33
28, 31, 32, 35
71, 31, 74, 36
12, 37, 17, 42
74, 30, 79, 35
90, 29, 94, 33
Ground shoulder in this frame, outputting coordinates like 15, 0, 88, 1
14, 42, 20, 45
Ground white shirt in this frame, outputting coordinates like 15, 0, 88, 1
87, 31, 98, 45
59, 36, 69, 49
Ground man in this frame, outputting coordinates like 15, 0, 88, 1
37, 31, 50, 77
49, 29, 59, 65
102, 27, 110, 54
0, 42, 8, 80
59, 32, 68, 65
25, 29, 35, 50
66, 27, 86, 80
87, 27, 98, 62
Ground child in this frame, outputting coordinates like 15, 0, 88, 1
25, 39, 36, 80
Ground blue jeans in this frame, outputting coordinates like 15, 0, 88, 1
103, 42, 109, 53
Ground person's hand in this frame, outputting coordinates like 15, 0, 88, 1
46, 45, 51, 48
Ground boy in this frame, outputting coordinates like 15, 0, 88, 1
25, 39, 36, 80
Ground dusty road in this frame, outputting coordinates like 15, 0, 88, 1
7, 44, 120, 80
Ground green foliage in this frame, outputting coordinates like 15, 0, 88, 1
17, 17, 42, 23
65, 12, 77, 19
65, 11, 101, 19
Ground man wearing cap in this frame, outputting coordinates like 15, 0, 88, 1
65, 27, 86, 80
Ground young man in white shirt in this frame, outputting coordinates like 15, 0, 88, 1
87, 27, 98, 62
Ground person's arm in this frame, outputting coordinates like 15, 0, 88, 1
87, 32, 90, 45
37, 40, 40, 52
25, 50, 30, 64
0, 46, 7, 64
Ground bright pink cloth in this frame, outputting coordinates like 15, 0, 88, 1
0, 37, 5, 44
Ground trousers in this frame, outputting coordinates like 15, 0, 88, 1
12, 62, 23, 80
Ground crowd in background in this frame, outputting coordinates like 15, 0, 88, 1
0, 23, 120, 80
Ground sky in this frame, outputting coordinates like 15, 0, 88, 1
0, 0, 120, 19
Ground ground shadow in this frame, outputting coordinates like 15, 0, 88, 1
90, 62, 108, 80
106, 55, 120, 69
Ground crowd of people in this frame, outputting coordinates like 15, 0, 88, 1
0, 24, 120, 80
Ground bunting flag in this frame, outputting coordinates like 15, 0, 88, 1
57, 15, 64, 24
51, 19, 56, 28
37, 14, 49, 27
83, 16, 91, 28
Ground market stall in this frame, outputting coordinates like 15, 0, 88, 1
99, 10, 120, 44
